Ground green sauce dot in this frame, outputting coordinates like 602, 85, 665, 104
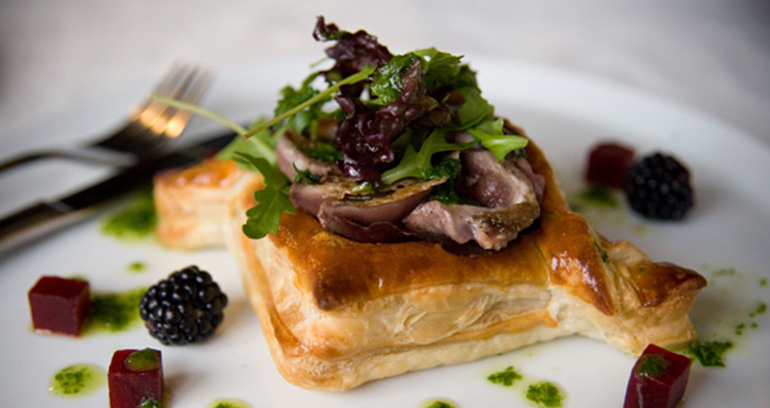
49, 364, 106, 398
487, 366, 522, 387
423, 399, 457, 408
208, 399, 252, 408
525, 382, 565, 407
139, 397, 163, 408
101, 189, 157, 240
686, 340, 732, 367
125, 349, 159, 371
636, 354, 670, 377
128, 262, 148, 273
84, 287, 146, 334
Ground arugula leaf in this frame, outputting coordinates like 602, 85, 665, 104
452, 86, 494, 129
274, 71, 328, 135
243, 65, 377, 139
293, 164, 320, 185
234, 153, 296, 239
217, 121, 278, 166
466, 118, 528, 161
380, 130, 474, 185
299, 141, 343, 164
414, 47, 464, 90
371, 53, 420, 105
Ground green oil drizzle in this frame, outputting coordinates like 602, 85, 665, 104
208, 398, 252, 408
101, 189, 157, 240
125, 349, 160, 371
49, 364, 106, 398
84, 287, 146, 334
525, 382, 565, 408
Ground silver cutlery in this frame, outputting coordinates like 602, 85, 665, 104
0, 64, 211, 175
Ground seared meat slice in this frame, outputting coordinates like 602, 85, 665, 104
289, 177, 445, 242
276, 134, 341, 182
403, 148, 540, 250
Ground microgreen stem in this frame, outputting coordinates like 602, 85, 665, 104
242, 65, 376, 140
149, 95, 248, 135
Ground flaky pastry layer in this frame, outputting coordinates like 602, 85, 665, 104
155, 126, 706, 391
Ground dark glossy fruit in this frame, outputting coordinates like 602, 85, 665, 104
139, 266, 227, 345
624, 344, 692, 408
108, 349, 163, 408
28, 276, 91, 336
623, 153, 694, 220
586, 142, 635, 188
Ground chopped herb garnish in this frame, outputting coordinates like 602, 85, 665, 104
636, 353, 671, 377
686, 340, 732, 367
101, 189, 157, 240
487, 366, 522, 387
525, 382, 565, 407
86, 287, 146, 333
424, 400, 455, 408
139, 397, 163, 408
750, 302, 767, 317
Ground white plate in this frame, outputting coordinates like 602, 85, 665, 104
1, 57, 769, 407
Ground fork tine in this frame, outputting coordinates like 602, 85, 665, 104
137, 64, 200, 133
161, 69, 212, 138
91, 64, 210, 153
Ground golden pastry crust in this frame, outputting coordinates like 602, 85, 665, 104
153, 125, 706, 391
228, 131, 704, 390
154, 159, 263, 250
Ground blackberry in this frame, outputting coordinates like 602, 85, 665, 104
623, 153, 694, 220
139, 266, 227, 345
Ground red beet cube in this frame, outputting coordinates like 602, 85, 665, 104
586, 142, 635, 188
28, 276, 91, 336
624, 344, 692, 408
108, 349, 164, 408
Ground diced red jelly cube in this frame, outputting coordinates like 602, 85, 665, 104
108, 349, 163, 408
586, 142, 635, 188
28, 276, 91, 336
624, 344, 692, 408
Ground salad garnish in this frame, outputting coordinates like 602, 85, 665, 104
152, 16, 530, 240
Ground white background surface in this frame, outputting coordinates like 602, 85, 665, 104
1, 0, 769, 154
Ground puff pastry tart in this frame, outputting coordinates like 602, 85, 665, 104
155, 127, 706, 391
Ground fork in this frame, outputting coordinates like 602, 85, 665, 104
0, 64, 211, 174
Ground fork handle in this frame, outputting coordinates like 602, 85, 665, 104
0, 148, 134, 175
